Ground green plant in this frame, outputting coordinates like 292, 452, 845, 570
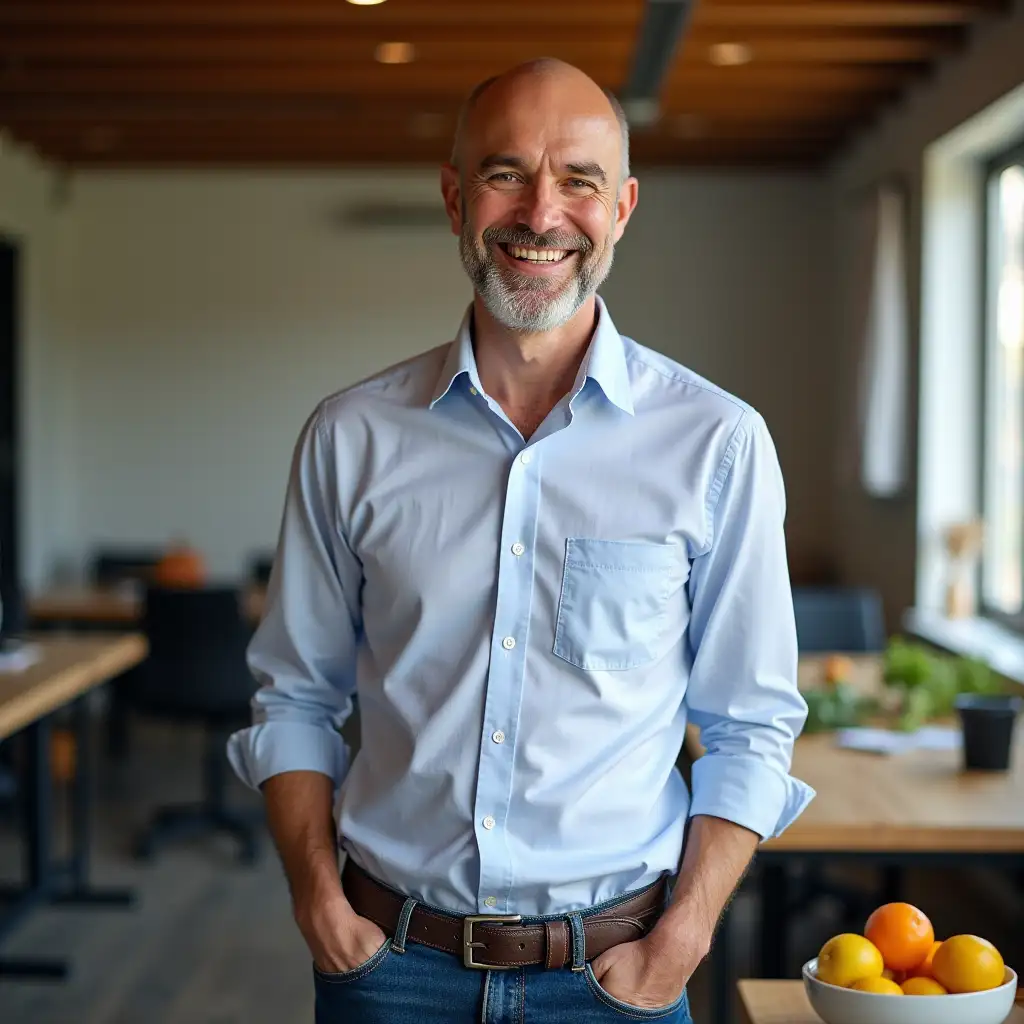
803, 684, 878, 734
883, 638, 1004, 730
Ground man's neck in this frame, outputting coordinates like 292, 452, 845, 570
471, 296, 598, 437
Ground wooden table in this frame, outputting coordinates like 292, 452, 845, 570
0, 634, 148, 739
0, 634, 148, 980
736, 979, 1024, 1023
28, 584, 266, 626
695, 655, 1024, 1024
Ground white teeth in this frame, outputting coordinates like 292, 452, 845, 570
508, 245, 569, 263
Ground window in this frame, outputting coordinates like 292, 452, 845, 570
981, 144, 1024, 622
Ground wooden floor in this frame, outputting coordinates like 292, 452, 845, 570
0, 714, 1021, 1023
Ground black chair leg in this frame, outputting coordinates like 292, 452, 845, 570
105, 681, 131, 760
134, 725, 262, 864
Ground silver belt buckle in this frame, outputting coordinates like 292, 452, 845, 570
463, 913, 523, 969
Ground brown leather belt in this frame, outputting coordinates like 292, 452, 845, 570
341, 859, 668, 970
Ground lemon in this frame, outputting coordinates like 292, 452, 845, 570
932, 935, 1005, 993
817, 934, 885, 988
901, 977, 947, 995
850, 977, 904, 995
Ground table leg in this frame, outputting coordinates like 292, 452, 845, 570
52, 696, 133, 908
759, 863, 790, 978
0, 705, 134, 981
0, 718, 69, 979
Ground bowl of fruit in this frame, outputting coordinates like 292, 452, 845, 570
802, 902, 1017, 1024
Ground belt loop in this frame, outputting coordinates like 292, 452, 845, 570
391, 897, 418, 954
568, 911, 586, 972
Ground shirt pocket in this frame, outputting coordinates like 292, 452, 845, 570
552, 538, 689, 671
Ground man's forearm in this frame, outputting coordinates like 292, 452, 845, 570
262, 770, 347, 909
650, 813, 759, 956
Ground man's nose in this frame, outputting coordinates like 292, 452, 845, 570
516, 178, 563, 237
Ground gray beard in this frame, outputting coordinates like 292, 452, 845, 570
459, 228, 614, 334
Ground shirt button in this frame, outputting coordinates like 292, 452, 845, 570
520, 451, 533, 465
492, 730, 505, 744
484, 896, 497, 908
511, 542, 525, 557
469, 386, 478, 396
501, 636, 516, 650
483, 815, 496, 830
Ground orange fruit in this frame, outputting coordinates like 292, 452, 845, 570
824, 655, 855, 685
906, 940, 943, 979
850, 977, 903, 995
817, 934, 885, 988
932, 935, 1005, 993
901, 977, 947, 995
864, 903, 935, 971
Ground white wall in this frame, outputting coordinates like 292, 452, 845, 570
827, 0, 1024, 628
42, 168, 830, 582
0, 137, 72, 588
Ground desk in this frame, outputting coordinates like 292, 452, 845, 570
736, 979, 1024, 1024
0, 634, 148, 979
28, 585, 266, 626
696, 655, 1024, 1024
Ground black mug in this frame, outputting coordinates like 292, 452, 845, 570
955, 694, 1022, 772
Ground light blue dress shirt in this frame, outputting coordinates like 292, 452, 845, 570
227, 297, 814, 917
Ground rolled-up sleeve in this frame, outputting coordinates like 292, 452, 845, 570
227, 404, 360, 792
684, 410, 815, 839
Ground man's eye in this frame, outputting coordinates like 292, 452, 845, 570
565, 179, 595, 190
489, 173, 522, 184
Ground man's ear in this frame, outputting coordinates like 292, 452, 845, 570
440, 164, 464, 237
612, 176, 639, 244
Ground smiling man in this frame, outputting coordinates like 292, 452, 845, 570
228, 59, 813, 1024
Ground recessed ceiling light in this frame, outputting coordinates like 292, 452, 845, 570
375, 41, 415, 64
709, 42, 753, 67
347, 0, 388, 6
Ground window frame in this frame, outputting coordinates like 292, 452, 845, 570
979, 137, 1024, 632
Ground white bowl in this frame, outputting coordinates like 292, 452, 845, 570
802, 958, 1018, 1024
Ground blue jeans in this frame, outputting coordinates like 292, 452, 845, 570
313, 885, 693, 1023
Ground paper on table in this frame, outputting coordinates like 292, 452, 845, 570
835, 725, 961, 755
0, 641, 42, 674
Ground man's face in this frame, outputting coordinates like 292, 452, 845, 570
442, 73, 638, 334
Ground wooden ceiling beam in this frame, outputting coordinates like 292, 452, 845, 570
0, 28, 959, 66
0, 2, 997, 31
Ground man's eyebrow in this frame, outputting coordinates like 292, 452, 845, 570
565, 161, 607, 185
478, 154, 527, 172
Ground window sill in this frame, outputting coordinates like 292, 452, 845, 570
902, 607, 1024, 687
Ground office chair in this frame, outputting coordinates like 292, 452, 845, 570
792, 586, 886, 653
132, 585, 261, 864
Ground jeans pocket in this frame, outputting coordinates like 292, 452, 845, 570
313, 938, 393, 986
553, 539, 689, 671
583, 965, 690, 1020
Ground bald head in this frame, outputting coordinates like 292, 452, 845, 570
450, 59, 631, 185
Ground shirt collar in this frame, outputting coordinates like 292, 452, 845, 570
574, 296, 634, 416
428, 305, 482, 409
429, 296, 634, 416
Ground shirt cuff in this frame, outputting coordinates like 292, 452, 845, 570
226, 721, 350, 791
688, 752, 815, 840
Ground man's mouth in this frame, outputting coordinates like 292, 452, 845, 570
498, 243, 574, 264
